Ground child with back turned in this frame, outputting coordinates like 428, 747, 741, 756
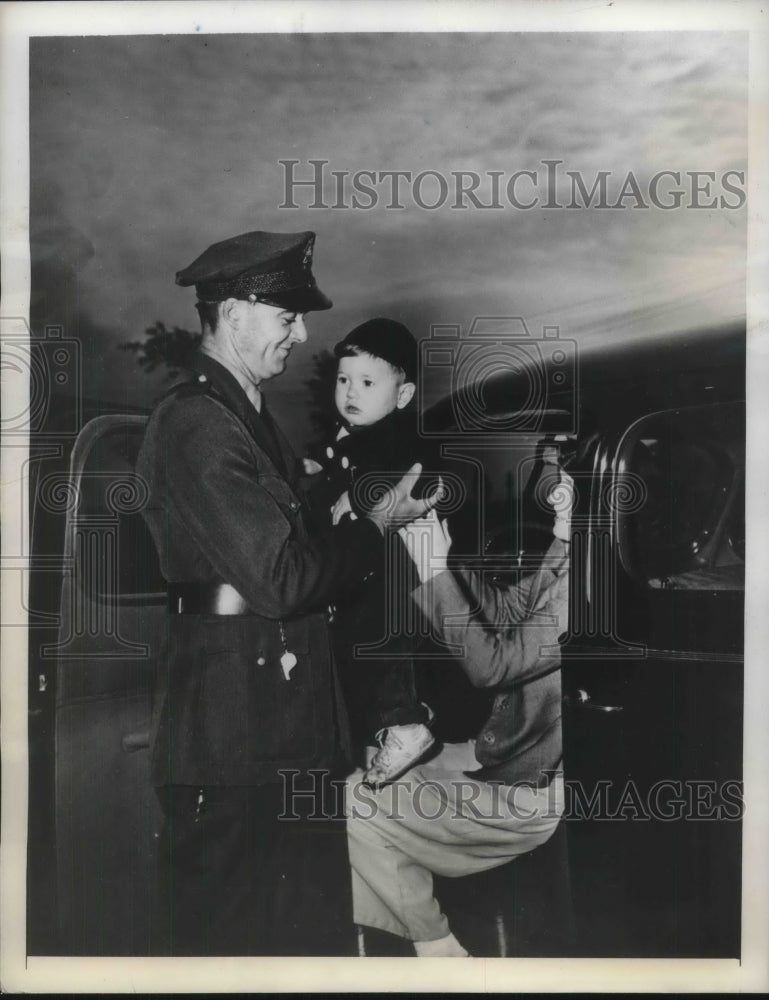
316, 318, 437, 788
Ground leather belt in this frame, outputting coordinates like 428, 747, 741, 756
168, 581, 250, 615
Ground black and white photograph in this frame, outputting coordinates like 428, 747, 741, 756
1, 1, 767, 993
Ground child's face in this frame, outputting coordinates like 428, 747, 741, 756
335, 352, 415, 427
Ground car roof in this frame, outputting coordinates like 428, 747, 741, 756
424, 320, 745, 438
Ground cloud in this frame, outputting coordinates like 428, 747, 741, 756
28, 31, 747, 447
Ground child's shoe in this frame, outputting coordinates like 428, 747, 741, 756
363, 722, 435, 789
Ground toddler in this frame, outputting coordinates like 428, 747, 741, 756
317, 318, 437, 788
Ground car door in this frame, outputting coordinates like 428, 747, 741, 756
51, 414, 166, 955
562, 398, 744, 957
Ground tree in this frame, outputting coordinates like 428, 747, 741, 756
121, 324, 339, 447
120, 321, 201, 380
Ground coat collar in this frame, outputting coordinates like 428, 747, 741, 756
186, 352, 291, 477
336, 406, 417, 464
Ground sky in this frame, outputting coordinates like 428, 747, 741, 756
29, 31, 748, 450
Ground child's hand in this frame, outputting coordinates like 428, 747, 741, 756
398, 510, 452, 583
331, 490, 355, 525
302, 458, 323, 476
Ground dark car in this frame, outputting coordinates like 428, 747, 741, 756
26, 321, 745, 957
26, 396, 166, 955
425, 320, 744, 957
558, 325, 744, 958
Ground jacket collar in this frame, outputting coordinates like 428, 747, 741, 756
337, 406, 417, 461
187, 352, 290, 477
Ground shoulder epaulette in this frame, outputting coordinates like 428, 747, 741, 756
162, 373, 214, 402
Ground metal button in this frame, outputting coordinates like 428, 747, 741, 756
257, 656, 266, 666
198, 374, 207, 383
341, 456, 350, 469
326, 446, 334, 459
483, 732, 496, 744
289, 501, 299, 511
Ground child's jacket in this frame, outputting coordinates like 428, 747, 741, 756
311, 407, 439, 694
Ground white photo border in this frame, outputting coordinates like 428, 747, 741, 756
2, 1, 767, 993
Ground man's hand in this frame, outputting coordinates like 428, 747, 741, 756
366, 463, 444, 533
331, 490, 354, 525
398, 509, 452, 583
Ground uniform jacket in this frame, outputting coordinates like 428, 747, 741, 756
136, 352, 382, 786
413, 538, 569, 786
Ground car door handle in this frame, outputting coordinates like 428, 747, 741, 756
570, 688, 623, 713
121, 729, 150, 752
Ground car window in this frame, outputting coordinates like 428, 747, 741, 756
617, 402, 744, 591
74, 420, 165, 601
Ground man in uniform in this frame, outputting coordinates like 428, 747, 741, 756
136, 230, 437, 955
